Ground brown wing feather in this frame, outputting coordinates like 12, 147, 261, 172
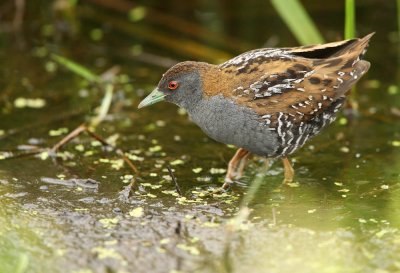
201, 34, 372, 127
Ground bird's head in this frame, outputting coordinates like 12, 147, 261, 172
138, 61, 212, 110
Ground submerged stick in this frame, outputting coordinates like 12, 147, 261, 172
166, 164, 182, 196
0, 149, 45, 160
50, 123, 139, 175
50, 123, 87, 153
85, 129, 139, 174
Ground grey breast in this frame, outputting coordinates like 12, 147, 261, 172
188, 95, 279, 157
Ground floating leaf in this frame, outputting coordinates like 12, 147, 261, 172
129, 207, 144, 218
160, 238, 170, 245
209, 168, 226, 174
388, 85, 398, 95
170, 159, 184, 166
149, 145, 162, 152
176, 244, 200, 255
192, 167, 203, 174
126, 153, 144, 161
91, 247, 125, 262
338, 117, 348, 126
391, 140, 400, 147
202, 222, 220, 228
14, 97, 46, 109
111, 159, 124, 170
49, 127, 69, 136
340, 147, 350, 153
75, 144, 85, 152
99, 218, 119, 228
287, 182, 300, 188
375, 229, 390, 238
39, 151, 49, 160
146, 193, 157, 198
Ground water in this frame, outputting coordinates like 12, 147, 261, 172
0, 1, 399, 272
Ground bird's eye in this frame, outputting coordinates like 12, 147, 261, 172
168, 81, 179, 90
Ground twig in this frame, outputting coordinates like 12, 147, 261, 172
85, 129, 139, 174
0, 149, 45, 160
167, 164, 182, 196
50, 123, 87, 153
49, 123, 139, 175
174, 220, 182, 236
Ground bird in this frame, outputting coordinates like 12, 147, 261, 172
138, 33, 373, 189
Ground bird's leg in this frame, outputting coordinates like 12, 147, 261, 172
234, 151, 251, 179
282, 157, 294, 183
221, 148, 249, 190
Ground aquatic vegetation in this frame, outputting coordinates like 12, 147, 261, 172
271, 0, 325, 44
345, 0, 356, 39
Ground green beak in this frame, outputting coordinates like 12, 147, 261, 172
138, 88, 166, 109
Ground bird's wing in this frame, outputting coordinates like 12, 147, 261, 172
217, 34, 373, 127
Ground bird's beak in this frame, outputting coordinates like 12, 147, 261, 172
138, 88, 166, 109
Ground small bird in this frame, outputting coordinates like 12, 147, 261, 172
139, 33, 373, 189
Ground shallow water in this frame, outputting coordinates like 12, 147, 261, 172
0, 1, 400, 273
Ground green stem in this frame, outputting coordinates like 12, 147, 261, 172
51, 54, 101, 83
345, 0, 355, 39
271, 0, 324, 45
90, 84, 114, 128
345, 0, 357, 106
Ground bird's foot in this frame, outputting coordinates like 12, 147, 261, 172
283, 177, 293, 184
282, 174, 301, 187
211, 186, 228, 195
282, 172, 293, 184
210, 177, 235, 194
221, 177, 234, 190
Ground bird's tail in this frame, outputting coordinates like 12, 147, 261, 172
331, 32, 374, 60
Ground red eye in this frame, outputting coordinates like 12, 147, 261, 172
168, 81, 179, 90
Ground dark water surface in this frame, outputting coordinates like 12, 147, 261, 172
0, 1, 400, 272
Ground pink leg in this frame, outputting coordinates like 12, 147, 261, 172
282, 157, 294, 183
222, 148, 250, 189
